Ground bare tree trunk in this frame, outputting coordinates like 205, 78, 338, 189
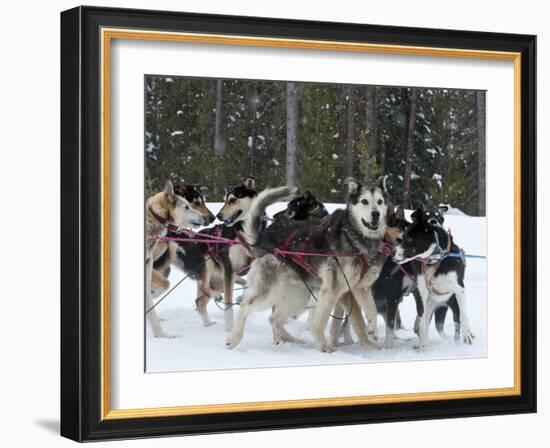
365, 86, 377, 178
214, 79, 226, 188
403, 89, 418, 208
286, 82, 298, 186
214, 79, 225, 154
345, 86, 355, 177
476, 91, 486, 216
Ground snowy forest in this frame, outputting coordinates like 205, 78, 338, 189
145, 76, 486, 216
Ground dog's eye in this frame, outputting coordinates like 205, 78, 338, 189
361, 199, 369, 205
229, 198, 237, 204
185, 205, 189, 210
377, 199, 383, 205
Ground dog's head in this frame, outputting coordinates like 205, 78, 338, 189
385, 206, 410, 246
411, 204, 448, 228
174, 184, 215, 226
393, 206, 441, 264
217, 176, 258, 227
157, 180, 205, 229
345, 175, 389, 240
273, 191, 328, 222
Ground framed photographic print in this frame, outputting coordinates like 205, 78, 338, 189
60, 6, 537, 442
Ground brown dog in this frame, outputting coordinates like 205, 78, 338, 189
145, 180, 205, 338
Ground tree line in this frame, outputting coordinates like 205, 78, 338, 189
145, 75, 486, 216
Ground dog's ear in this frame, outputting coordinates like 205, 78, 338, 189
375, 175, 389, 193
198, 185, 209, 195
164, 180, 175, 197
303, 191, 314, 202
438, 204, 449, 215
344, 177, 361, 194
243, 176, 256, 190
164, 180, 177, 205
394, 206, 405, 221
411, 206, 423, 223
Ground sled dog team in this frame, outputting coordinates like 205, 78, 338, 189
145, 176, 473, 352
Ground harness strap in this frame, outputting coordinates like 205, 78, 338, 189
207, 227, 223, 264
235, 230, 253, 253
358, 254, 369, 279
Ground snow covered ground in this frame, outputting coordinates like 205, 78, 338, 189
146, 203, 487, 373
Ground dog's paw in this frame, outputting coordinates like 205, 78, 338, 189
225, 339, 237, 350
314, 342, 335, 353
463, 329, 475, 345
225, 334, 242, 349
155, 331, 176, 339
203, 320, 216, 327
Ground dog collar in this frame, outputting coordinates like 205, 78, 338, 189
148, 207, 179, 232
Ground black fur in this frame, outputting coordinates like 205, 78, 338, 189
254, 192, 329, 258
272, 191, 328, 223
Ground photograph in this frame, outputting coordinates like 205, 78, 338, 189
144, 75, 488, 372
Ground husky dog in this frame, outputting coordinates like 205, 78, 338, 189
411, 205, 461, 341
226, 176, 391, 352
330, 205, 410, 347
152, 184, 216, 281
393, 207, 474, 350
196, 177, 297, 331
145, 180, 204, 338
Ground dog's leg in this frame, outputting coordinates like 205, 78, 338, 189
226, 292, 272, 349
223, 271, 235, 332
454, 286, 474, 344
195, 279, 215, 327
434, 305, 450, 340
151, 269, 170, 298
342, 315, 354, 345
384, 298, 399, 349
351, 286, 379, 343
270, 307, 303, 344
329, 301, 345, 346
340, 291, 370, 346
448, 294, 461, 342
310, 273, 342, 353
145, 257, 173, 338
415, 279, 430, 350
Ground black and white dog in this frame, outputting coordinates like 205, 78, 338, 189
412, 205, 461, 341
393, 206, 474, 350
369, 205, 460, 348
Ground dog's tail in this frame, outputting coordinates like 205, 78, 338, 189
242, 186, 299, 245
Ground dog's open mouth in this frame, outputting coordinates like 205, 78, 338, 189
362, 218, 380, 231
224, 210, 242, 226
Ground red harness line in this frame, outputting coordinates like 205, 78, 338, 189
272, 229, 371, 279
154, 228, 394, 280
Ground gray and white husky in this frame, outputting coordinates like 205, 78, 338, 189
226, 176, 391, 352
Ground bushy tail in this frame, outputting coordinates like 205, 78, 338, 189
242, 186, 299, 245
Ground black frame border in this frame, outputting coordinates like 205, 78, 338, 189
60, 6, 536, 442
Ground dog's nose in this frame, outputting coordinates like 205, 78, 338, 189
216, 213, 223, 221
371, 210, 380, 221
